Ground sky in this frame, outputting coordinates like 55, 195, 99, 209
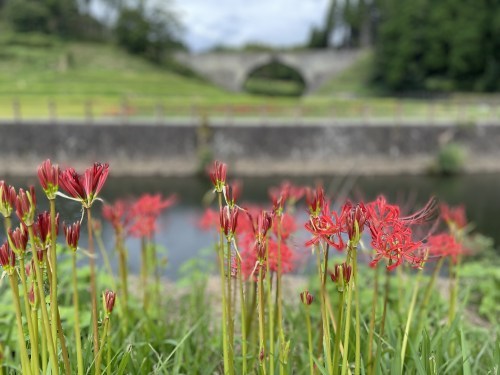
171, 0, 331, 52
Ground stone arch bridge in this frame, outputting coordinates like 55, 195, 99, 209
174, 49, 363, 93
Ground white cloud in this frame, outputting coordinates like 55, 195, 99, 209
173, 0, 330, 51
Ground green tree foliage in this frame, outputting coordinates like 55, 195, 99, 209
374, 0, 500, 92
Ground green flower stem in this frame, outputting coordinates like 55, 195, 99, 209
72, 252, 84, 375
226, 240, 234, 371
49, 199, 59, 351
28, 225, 59, 375
276, 218, 286, 375
31, 307, 40, 374
217, 193, 232, 375
117, 237, 129, 323
2, 216, 11, 237
366, 264, 379, 375
8, 274, 32, 375
140, 237, 149, 310
17, 256, 37, 374
107, 319, 112, 375
400, 268, 423, 372
266, 241, 274, 375
332, 287, 345, 375
305, 304, 314, 375
94, 229, 116, 291
352, 246, 361, 375
341, 282, 353, 375
316, 247, 333, 374
41, 306, 48, 374
86, 207, 100, 357
258, 264, 267, 375
373, 264, 391, 375
237, 258, 248, 375
448, 254, 462, 326
95, 316, 110, 375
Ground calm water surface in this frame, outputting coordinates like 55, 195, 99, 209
4, 173, 500, 279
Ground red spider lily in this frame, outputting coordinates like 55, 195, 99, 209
16, 187, 37, 226
400, 197, 438, 225
64, 222, 81, 252
209, 160, 227, 193
0, 181, 17, 218
440, 203, 467, 230
249, 210, 273, 259
427, 233, 465, 263
37, 159, 59, 199
102, 200, 129, 233
287, 182, 306, 205
269, 183, 290, 216
272, 212, 297, 241
103, 290, 117, 314
220, 206, 239, 240
330, 262, 352, 284
366, 195, 400, 227
341, 201, 369, 241
305, 202, 345, 250
33, 211, 59, 248
198, 207, 219, 231
224, 180, 242, 207
305, 186, 326, 217
59, 162, 109, 208
8, 226, 28, 254
369, 218, 423, 270
300, 291, 314, 305
128, 193, 176, 238
0, 241, 16, 273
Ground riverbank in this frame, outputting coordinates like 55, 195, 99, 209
1, 118, 500, 176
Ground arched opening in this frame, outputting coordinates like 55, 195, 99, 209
243, 60, 306, 97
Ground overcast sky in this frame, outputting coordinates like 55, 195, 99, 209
172, 0, 330, 52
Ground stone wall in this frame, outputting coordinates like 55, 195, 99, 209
0, 120, 499, 176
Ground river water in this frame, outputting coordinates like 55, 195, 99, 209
3, 173, 499, 279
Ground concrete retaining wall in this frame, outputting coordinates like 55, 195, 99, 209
0, 120, 499, 176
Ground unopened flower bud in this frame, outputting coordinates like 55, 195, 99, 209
103, 290, 116, 315
300, 291, 314, 305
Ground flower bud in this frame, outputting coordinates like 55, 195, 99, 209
300, 291, 314, 305
103, 290, 117, 315
0, 181, 16, 218
37, 159, 59, 200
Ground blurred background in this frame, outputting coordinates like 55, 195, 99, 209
1, 0, 500, 276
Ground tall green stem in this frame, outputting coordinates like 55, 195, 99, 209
373, 265, 391, 375
276, 218, 285, 375
341, 281, 353, 375
95, 229, 116, 291
86, 207, 100, 357
49, 199, 59, 350
332, 288, 345, 375
266, 243, 274, 375
400, 268, 423, 372
226, 239, 234, 371
9, 274, 32, 375
238, 258, 248, 375
305, 304, 314, 375
141, 237, 149, 310
367, 264, 379, 375
72, 252, 84, 375
95, 317, 109, 375
316, 247, 333, 374
28, 226, 59, 375
258, 265, 267, 375
352, 247, 361, 375
217, 193, 232, 375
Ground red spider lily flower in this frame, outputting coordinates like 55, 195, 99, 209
59, 162, 109, 208
400, 197, 438, 225
300, 291, 314, 305
64, 222, 81, 252
102, 200, 129, 233
103, 290, 117, 314
198, 207, 219, 231
305, 202, 345, 250
269, 182, 290, 216
287, 182, 305, 205
330, 263, 352, 284
130, 194, 176, 219
224, 180, 242, 208
37, 159, 60, 200
272, 212, 297, 241
128, 215, 156, 238
305, 186, 326, 217
366, 195, 400, 227
267, 240, 296, 273
249, 210, 273, 259
0, 181, 17, 218
209, 160, 227, 193
427, 233, 465, 263
369, 219, 423, 270
0, 241, 16, 274
8, 226, 28, 255
34, 211, 59, 248
440, 203, 467, 230
220, 206, 239, 241
341, 201, 369, 241
16, 187, 37, 226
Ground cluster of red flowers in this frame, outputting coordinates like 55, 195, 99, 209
102, 193, 177, 239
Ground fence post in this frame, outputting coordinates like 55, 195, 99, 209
12, 99, 21, 124
85, 100, 93, 124
156, 102, 164, 125
48, 100, 57, 124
